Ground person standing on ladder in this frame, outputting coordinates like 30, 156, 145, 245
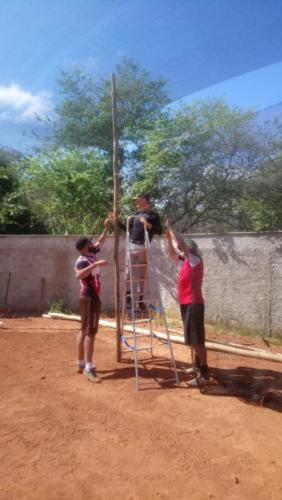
165, 218, 209, 387
110, 192, 162, 311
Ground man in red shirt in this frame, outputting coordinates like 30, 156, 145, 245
165, 220, 209, 386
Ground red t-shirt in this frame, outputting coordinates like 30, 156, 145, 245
177, 254, 204, 304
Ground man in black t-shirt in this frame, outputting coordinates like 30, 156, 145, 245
112, 193, 162, 310
122, 193, 162, 244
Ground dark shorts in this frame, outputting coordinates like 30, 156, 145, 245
180, 303, 205, 346
80, 296, 101, 336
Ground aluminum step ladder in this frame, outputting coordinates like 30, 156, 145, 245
121, 215, 179, 390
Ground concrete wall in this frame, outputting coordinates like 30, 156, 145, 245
1, 232, 282, 335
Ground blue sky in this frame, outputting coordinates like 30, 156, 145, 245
0, 0, 282, 151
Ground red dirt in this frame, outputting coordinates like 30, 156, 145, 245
0, 315, 281, 500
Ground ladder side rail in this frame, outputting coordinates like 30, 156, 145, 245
120, 224, 130, 337
144, 229, 179, 385
143, 224, 155, 357
126, 215, 140, 389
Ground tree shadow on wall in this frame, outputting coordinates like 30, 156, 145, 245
211, 235, 249, 265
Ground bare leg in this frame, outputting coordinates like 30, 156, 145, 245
77, 330, 85, 362
84, 335, 95, 364
193, 345, 207, 367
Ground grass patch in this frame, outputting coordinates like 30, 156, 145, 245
47, 299, 72, 315
206, 319, 282, 346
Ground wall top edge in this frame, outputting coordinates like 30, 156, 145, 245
0, 231, 282, 239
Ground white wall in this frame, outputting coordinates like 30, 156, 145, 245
1, 232, 282, 335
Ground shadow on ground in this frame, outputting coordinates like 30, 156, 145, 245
204, 366, 282, 413
99, 359, 282, 411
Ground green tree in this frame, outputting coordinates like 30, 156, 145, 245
54, 57, 169, 159
0, 148, 45, 234
21, 148, 112, 234
239, 148, 282, 231
132, 100, 269, 232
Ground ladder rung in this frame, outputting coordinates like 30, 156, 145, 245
122, 334, 150, 340
123, 346, 152, 352
125, 300, 157, 304
125, 279, 147, 282
123, 319, 151, 325
130, 264, 147, 268
138, 377, 178, 387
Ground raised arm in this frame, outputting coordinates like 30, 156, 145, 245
96, 218, 110, 247
107, 212, 127, 231
164, 217, 186, 261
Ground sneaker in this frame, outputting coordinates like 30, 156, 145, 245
77, 363, 95, 373
138, 295, 147, 311
138, 302, 147, 311
187, 376, 209, 387
77, 365, 85, 374
185, 367, 197, 375
126, 295, 132, 309
83, 368, 101, 383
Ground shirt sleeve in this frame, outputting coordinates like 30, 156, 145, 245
147, 212, 162, 235
89, 242, 100, 255
75, 258, 89, 271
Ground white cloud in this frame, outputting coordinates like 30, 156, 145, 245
0, 83, 53, 123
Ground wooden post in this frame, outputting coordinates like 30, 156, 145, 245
111, 73, 121, 361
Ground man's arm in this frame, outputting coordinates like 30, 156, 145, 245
107, 212, 127, 231
164, 217, 188, 254
96, 219, 110, 247
164, 216, 188, 261
75, 259, 107, 280
165, 228, 179, 261
139, 212, 162, 235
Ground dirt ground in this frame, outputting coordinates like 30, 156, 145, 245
0, 315, 281, 500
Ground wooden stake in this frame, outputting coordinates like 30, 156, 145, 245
111, 73, 121, 362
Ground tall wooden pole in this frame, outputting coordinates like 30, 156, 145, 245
111, 73, 121, 361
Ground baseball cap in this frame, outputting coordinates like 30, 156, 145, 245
133, 192, 150, 201
185, 239, 202, 257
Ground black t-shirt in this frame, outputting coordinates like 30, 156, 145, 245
120, 210, 162, 244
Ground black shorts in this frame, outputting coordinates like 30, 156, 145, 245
80, 296, 101, 336
180, 303, 205, 346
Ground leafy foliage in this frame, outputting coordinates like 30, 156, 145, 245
131, 100, 276, 232
20, 148, 112, 234
2, 58, 282, 234
54, 57, 169, 157
0, 148, 46, 234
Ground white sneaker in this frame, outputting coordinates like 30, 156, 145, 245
77, 363, 95, 373
187, 376, 208, 387
83, 368, 101, 383
185, 367, 197, 375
